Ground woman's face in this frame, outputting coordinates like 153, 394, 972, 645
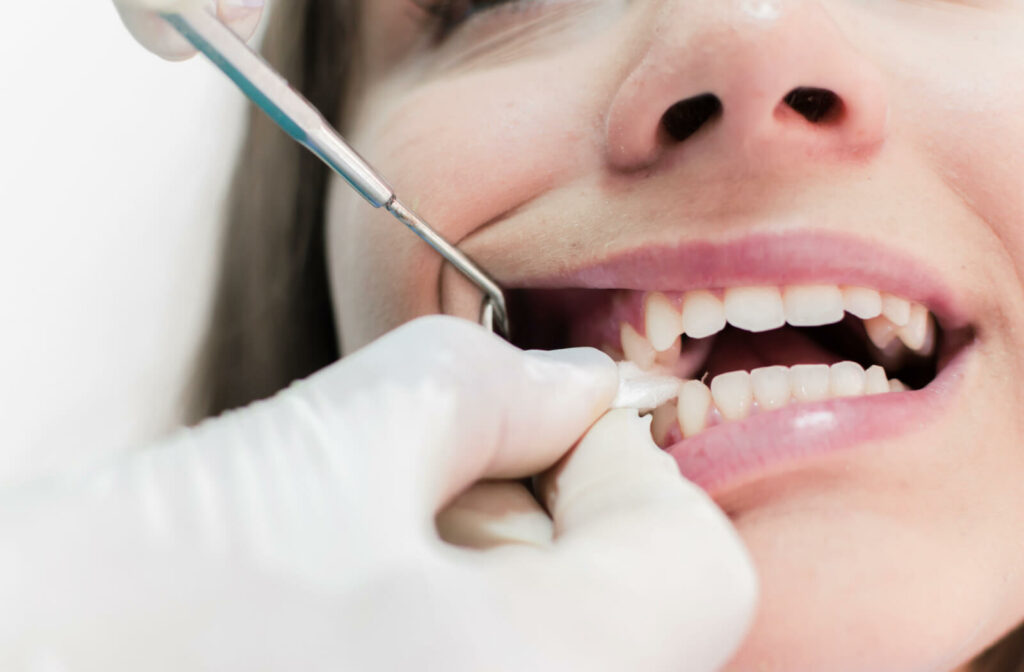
326, 1, 1024, 669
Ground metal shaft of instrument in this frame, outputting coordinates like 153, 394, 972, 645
163, 8, 510, 339
385, 199, 509, 337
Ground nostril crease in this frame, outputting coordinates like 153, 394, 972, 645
783, 87, 842, 123
661, 93, 722, 142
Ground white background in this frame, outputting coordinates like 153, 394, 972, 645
0, 2, 249, 487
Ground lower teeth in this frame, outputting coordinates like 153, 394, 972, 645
635, 361, 906, 444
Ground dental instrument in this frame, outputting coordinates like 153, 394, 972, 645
162, 8, 510, 339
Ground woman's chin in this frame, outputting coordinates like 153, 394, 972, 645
720, 406, 1021, 672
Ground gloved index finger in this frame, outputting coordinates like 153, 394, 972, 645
413, 326, 619, 510
303, 316, 618, 519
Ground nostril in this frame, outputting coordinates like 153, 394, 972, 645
783, 87, 842, 123
661, 93, 722, 142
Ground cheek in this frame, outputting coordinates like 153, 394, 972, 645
356, 56, 603, 241
328, 55, 605, 348
903, 29, 1024, 406
878, 13, 1024, 286
918, 63, 1024, 250
853, 7, 1024, 393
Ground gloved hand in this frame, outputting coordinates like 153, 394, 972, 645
113, 0, 264, 60
0, 317, 756, 671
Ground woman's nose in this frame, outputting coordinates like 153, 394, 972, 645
604, 0, 888, 171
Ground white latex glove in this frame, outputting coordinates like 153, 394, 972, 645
114, 0, 264, 61
0, 317, 756, 671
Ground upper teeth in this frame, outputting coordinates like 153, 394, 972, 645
896, 303, 934, 353
679, 290, 727, 340
636, 285, 934, 359
621, 322, 658, 369
724, 287, 786, 332
843, 286, 883, 319
783, 285, 844, 327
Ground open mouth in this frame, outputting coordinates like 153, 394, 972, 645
508, 282, 975, 492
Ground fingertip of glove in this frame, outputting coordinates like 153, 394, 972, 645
117, 0, 264, 59
115, 5, 197, 60
217, 0, 265, 40
524, 348, 619, 415
525, 347, 617, 377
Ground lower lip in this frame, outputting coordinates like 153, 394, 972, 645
665, 346, 972, 496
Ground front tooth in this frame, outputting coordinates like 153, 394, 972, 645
842, 286, 883, 319
889, 379, 908, 392
790, 364, 830, 402
881, 293, 912, 327
918, 316, 936, 356
621, 323, 657, 369
678, 380, 712, 437
750, 366, 791, 411
645, 292, 683, 352
681, 290, 727, 339
896, 303, 935, 354
830, 361, 866, 397
724, 287, 785, 332
711, 371, 753, 421
864, 365, 889, 394
783, 285, 845, 327
864, 315, 898, 350
655, 337, 682, 367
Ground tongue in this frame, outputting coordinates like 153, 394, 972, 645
703, 326, 843, 378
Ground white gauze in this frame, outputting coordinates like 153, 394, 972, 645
611, 362, 683, 412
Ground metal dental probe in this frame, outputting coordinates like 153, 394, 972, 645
162, 8, 511, 339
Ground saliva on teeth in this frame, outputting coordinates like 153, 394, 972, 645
616, 284, 928, 442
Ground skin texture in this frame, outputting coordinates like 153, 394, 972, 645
325, 1, 1024, 670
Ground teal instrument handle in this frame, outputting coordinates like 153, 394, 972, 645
162, 10, 394, 208
161, 9, 511, 338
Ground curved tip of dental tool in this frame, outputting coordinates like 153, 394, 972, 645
386, 198, 511, 339
481, 297, 512, 341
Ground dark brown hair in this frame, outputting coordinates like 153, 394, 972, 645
191, 0, 360, 419
193, 2, 1024, 668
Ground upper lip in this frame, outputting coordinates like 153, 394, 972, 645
453, 228, 970, 331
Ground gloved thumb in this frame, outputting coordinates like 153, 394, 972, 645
115, 0, 264, 61
485, 410, 758, 672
